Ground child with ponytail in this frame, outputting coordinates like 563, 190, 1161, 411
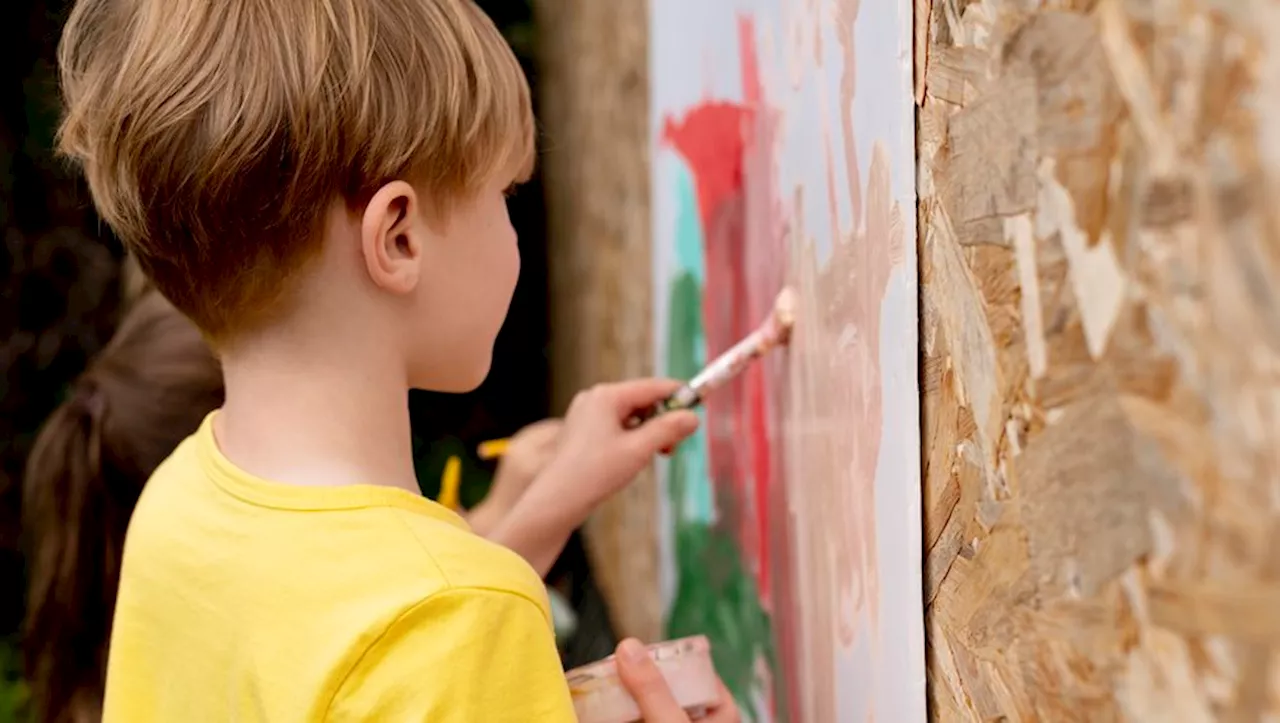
23, 291, 222, 723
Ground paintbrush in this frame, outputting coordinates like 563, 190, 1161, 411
628, 286, 797, 428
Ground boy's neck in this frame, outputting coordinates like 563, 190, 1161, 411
215, 332, 420, 495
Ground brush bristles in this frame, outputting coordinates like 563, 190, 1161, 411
769, 286, 797, 344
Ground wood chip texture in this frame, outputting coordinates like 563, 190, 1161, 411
918, 0, 1280, 719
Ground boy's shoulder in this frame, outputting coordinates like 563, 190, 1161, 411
131, 429, 550, 620
385, 503, 551, 614
110, 436, 570, 721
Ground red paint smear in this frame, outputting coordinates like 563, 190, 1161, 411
735, 18, 801, 722
662, 106, 748, 233
739, 14, 763, 107
736, 14, 773, 606
660, 15, 800, 721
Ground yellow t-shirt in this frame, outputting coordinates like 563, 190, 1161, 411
103, 416, 576, 722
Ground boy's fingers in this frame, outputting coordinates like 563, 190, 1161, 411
628, 411, 699, 458
602, 378, 686, 416
614, 639, 688, 722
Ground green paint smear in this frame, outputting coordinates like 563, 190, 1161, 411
663, 270, 781, 722
673, 168, 708, 288
666, 273, 713, 521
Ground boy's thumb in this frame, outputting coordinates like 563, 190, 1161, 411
615, 639, 687, 722
629, 411, 699, 457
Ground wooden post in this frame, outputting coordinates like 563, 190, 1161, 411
533, 0, 662, 643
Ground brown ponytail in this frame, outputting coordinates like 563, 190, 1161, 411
22, 292, 223, 723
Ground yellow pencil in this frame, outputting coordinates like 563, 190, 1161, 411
438, 456, 462, 511
477, 438, 510, 460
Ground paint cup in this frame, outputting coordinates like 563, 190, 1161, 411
566, 635, 719, 723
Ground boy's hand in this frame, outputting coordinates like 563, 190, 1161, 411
615, 638, 740, 722
489, 379, 698, 575
551, 379, 699, 510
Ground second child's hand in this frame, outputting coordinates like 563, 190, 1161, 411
488, 379, 699, 576
465, 419, 562, 538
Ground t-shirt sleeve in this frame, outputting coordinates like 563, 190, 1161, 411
326, 587, 576, 722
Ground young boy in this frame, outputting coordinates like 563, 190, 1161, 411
56, 0, 738, 720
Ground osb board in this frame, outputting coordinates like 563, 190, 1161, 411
533, 0, 663, 643
651, 1, 923, 720
917, 0, 1280, 720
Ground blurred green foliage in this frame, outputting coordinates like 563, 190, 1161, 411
0, 639, 28, 723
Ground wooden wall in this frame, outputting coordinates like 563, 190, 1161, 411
533, 0, 662, 643
917, 0, 1280, 719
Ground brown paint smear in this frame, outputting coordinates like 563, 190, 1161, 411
785, 142, 902, 722
778, 0, 905, 715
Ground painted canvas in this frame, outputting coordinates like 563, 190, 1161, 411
650, 1, 924, 721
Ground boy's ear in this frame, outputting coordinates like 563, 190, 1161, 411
360, 181, 423, 295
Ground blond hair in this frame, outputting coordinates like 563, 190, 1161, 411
57, 0, 535, 338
